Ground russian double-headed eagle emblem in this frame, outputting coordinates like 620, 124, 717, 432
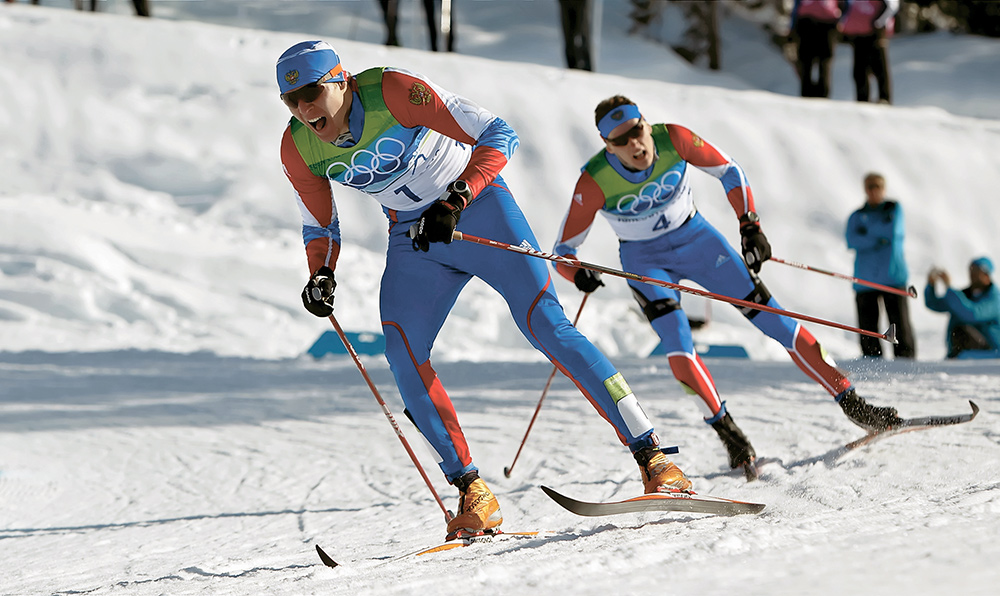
409, 82, 432, 105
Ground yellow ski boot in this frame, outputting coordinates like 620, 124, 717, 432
445, 471, 503, 540
635, 447, 693, 494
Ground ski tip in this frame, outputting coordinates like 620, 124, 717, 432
315, 544, 339, 568
969, 400, 980, 417
540, 485, 572, 509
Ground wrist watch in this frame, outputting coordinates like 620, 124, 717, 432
450, 179, 470, 196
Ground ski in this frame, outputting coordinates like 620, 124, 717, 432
845, 400, 979, 451
314, 531, 547, 567
541, 485, 765, 517
316, 544, 339, 568
410, 531, 546, 557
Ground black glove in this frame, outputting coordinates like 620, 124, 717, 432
574, 268, 604, 293
739, 212, 771, 273
409, 180, 473, 252
301, 266, 336, 317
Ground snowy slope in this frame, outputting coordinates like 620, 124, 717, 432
1, 4, 999, 595
3, 3, 1000, 362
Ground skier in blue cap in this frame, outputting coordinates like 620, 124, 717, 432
275, 41, 692, 540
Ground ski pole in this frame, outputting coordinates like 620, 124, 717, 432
770, 257, 917, 298
503, 293, 590, 479
327, 314, 453, 521
451, 231, 897, 344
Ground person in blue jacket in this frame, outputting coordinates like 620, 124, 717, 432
925, 257, 1000, 359
845, 172, 916, 358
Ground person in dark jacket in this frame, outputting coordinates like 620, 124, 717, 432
845, 172, 916, 358
925, 257, 1000, 359
841, 0, 898, 104
790, 0, 846, 98
558, 0, 593, 71
376, 0, 454, 51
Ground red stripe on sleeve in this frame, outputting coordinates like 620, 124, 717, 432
726, 186, 756, 218
667, 124, 729, 168
461, 146, 508, 199
280, 125, 341, 274
381, 70, 477, 144
555, 173, 605, 282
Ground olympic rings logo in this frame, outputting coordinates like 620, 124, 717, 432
325, 137, 408, 188
612, 169, 683, 215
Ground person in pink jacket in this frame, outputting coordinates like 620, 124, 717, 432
841, 0, 898, 103
790, 0, 846, 98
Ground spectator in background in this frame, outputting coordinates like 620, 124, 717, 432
558, 0, 594, 71
842, 0, 898, 104
70, 0, 150, 16
925, 257, 1000, 359
845, 172, 916, 358
377, 0, 454, 51
789, 0, 845, 98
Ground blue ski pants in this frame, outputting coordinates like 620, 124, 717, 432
620, 212, 852, 398
380, 177, 657, 482
619, 212, 799, 353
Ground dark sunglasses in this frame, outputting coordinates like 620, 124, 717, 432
607, 121, 644, 146
280, 72, 336, 108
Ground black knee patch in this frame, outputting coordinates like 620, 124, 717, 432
631, 287, 681, 322
738, 279, 772, 320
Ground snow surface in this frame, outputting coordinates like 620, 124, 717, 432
1, 2, 999, 595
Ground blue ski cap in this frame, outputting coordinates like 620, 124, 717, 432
276, 40, 345, 94
597, 103, 642, 138
971, 256, 994, 276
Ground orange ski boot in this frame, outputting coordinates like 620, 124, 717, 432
445, 471, 503, 540
634, 446, 693, 494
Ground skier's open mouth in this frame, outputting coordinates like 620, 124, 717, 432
309, 116, 327, 132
